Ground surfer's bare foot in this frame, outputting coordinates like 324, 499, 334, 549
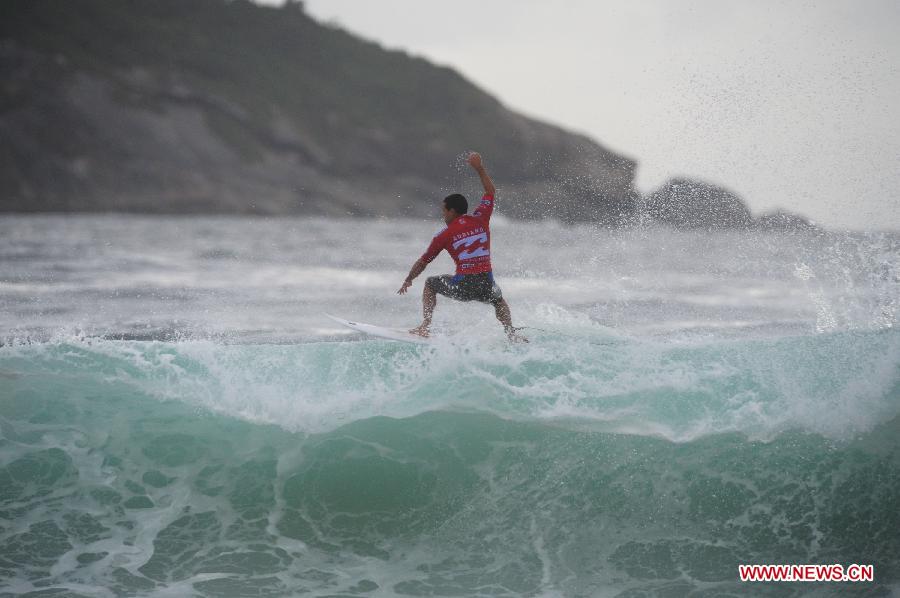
409, 324, 430, 337
503, 324, 528, 343
507, 332, 529, 343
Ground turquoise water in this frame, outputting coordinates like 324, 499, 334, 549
1, 216, 899, 595
1, 329, 898, 596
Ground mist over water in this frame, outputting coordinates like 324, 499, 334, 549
2, 214, 897, 342
1, 214, 899, 596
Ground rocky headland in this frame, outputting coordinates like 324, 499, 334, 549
1, 0, 813, 230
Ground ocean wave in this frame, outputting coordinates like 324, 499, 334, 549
1, 370, 899, 595
2, 327, 898, 442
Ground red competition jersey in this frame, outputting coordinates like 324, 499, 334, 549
420, 194, 495, 274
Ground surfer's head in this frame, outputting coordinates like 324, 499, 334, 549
442, 194, 468, 223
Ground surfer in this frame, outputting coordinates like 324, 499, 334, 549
397, 152, 527, 342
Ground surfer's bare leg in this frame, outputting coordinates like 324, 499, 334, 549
410, 284, 436, 337
494, 299, 528, 342
494, 299, 513, 331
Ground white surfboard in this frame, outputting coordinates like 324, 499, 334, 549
325, 314, 430, 344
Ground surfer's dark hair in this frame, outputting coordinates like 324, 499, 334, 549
444, 194, 468, 215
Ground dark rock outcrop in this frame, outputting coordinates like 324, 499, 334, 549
754, 210, 818, 232
0, 0, 638, 224
643, 178, 753, 229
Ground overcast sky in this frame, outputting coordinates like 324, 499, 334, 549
291, 0, 898, 230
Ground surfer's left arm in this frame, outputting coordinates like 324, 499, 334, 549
467, 152, 496, 197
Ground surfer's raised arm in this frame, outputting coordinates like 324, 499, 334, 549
467, 152, 496, 198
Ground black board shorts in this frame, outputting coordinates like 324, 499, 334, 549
426, 272, 504, 305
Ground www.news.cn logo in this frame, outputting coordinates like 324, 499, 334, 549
739, 564, 874, 582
